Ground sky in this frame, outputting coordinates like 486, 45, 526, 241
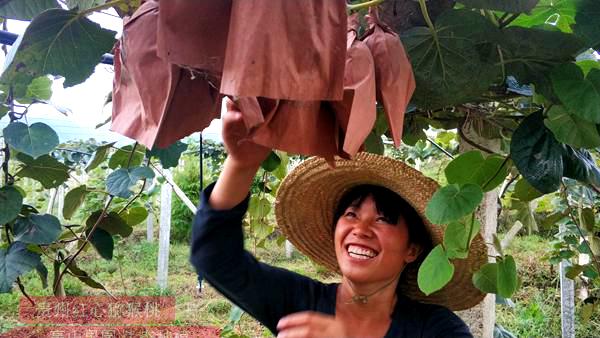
0, 9, 222, 146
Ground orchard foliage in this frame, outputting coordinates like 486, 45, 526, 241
0, 0, 598, 316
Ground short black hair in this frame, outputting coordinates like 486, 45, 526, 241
333, 184, 432, 254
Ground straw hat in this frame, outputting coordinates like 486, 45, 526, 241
275, 152, 487, 311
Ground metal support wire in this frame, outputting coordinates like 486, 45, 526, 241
0, 30, 114, 65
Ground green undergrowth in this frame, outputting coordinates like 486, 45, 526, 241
1, 232, 597, 336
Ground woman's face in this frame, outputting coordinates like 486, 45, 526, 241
334, 195, 422, 284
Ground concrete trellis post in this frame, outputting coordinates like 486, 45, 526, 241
559, 223, 576, 338
456, 125, 501, 338
157, 170, 173, 290
146, 207, 154, 242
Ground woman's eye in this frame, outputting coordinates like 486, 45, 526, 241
376, 217, 392, 224
344, 211, 357, 218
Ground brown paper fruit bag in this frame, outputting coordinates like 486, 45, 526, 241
112, 1, 221, 149
330, 14, 377, 158
363, 6, 416, 147
220, 0, 347, 101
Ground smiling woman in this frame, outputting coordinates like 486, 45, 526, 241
190, 100, 487, 338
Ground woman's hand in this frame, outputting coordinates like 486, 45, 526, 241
222, 97, 271, 169
208, 98, 270, 210
277, 312, 348, 338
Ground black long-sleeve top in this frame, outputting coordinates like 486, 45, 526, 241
190, 183, 472, 337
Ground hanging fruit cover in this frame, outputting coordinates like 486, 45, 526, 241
156, 0, 231, 78
363, 6, 416, 147
247, 99, 339, 161
331, 13, 377, 157
111, 0, 221, 149
220, 0, 347, 101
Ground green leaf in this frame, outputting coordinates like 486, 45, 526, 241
565, 264, 585, 279
497, 255, 518, 298
510, 111, 563, 194
540, 210, 568, 229
581, 303, 594, 323
417, 244, 455, 295
3, 122, 59, 158
119, 206, 148, 227
579, 208, 595, 232
35, 261, 48, 289
513, 178, 543, 201
511, 200, 538, 233
0, 186, 23, 225
500, 27, 583, 98
13, 214, 62, 244
0, 241, 41, 292
66, 260, 107, 290
544, 105, 600, 148
85, 211, 132, 237
0, 9, 116, 95
363, 132, 384, 155
443, 219, 481, 259
562, 146, 600, 188
147, 141, 187, 169
86, 228, 113, 260
15, 153, 69, 189
85, 142, 115, 172
402, 9, 499, 109
272, 151, 289, 180
511, 0, 576, 32
425, 184, 483, 224
445, 151, 509, 192
25, 76, 53, 101
0, 0, 59, 20
551, 64, 600, 123
402, 115, 428, 146
66, 0, 104, 11
249, 196, 271, 219
261, 151, 281, 172
105, 166, 155, 198
572, 0, 600, 50
458, 0, 539, 13
108, 144, 145, 169
473, 262, 498, 294
577, 60, 600, 76
62, 185, 88, 220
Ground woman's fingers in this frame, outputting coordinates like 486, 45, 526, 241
277, 312, 343, 338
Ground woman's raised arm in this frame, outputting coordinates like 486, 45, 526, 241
209, 98, 271, 210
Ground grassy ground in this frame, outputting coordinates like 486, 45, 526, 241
1, 232, 598, 337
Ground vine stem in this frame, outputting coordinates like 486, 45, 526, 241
51, 142, 138, 296
347, 0, 385, 11
417, 0, 446, 80
4, 226, 35, 305
499, 13, 520, 29
53, 195, 115, 297
560, 184, 600, 276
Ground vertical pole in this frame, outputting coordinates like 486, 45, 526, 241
456, 124, 501, 338
157, 170, 173, 290
559, 223, 575, 338
285, 240, 295, 259
146, 200, 154, 242
57, 185, 65, 221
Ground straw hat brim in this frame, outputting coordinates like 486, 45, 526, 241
275, 153, 487, 311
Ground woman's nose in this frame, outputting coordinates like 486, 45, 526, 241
352, 218, 373, 237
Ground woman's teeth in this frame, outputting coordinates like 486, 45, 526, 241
347, 245, 377, 259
